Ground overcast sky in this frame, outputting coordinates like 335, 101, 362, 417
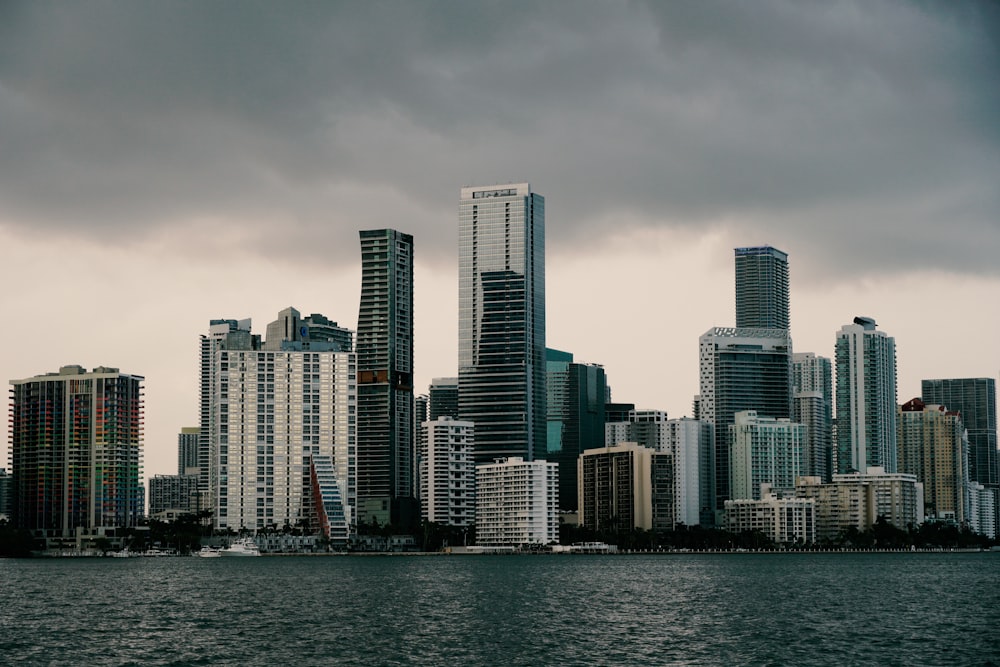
2, 1, 998, 479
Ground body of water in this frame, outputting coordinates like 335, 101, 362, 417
1, 552, 998, 666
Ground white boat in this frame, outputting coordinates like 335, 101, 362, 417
196, 546, 223, 558
221, 537, 261, 557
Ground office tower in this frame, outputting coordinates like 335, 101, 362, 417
202, 312, 355, 533
921, 378, 997, 487
835, 317, 897, 473
734, 245, 789, 331
578, 443, 664, 532
148, 474, 200, 517
459, 183, 546, 464
546, 348, 607, 511
428, 378, 459, 420
356, 229, 415, 527
793, 353, 833, 481
605, 402, 636, 424
178, 427, 200, 475
699, 327, 793, 513
9, 366, 144, 541
475, 457, 557, 547
420, 417, 475, 527
897, 398, 969, 524
729, 410, 806, 500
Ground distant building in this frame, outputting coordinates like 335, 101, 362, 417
356, 229, 415, 527
833, 467, 922, 530
428, 378, 459, 420
149, 474, 200, 517
796, 476, 876, 543
308, 455, 350, 547
605, 402, 636, 424
476, 457, 557, 547
734, 245, 789, 331
725, 485, 815, 545
420, 417, 476, 528
729, 410, 806, 500
0, 468, 11, 521
178, 427, 200, 476
921, 378, 996, 487
459, 183, 546, 464
835, 317, 897, 473
793, 353, 833, 481
578, 443, 663, 532
968, 482, 996, 539
10, 365, 144, 540
699, 327, 793, 513
897, 398, 969, 524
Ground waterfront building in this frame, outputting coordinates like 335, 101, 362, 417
148, 474, 200, 518
833, 467, 922, 530
699, 327, 793, 512
429, 377, 459, 420
308, 455, 350, 547
795, 476, 876, 543
178, 427, 200, 476
734, 245, 789, 331
475, 457, 557, 547
729, 410, 806, 500
0, 468, 11, 521
420, 417, 476, 528
356, 229, 415, 527
546, 349, 607, 511
9, 365, 144, 541
578, 443, 661, 532
458, 183, 546, 464
897, 398, 969, 524
725, 486, 815, 545
968, 482, 996, 539
793, 353, 833, 481
201, 312, 355, 533
921, 378, 997, 487
835, 317, 897, 473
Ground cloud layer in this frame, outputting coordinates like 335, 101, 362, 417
1, 1, 998, 277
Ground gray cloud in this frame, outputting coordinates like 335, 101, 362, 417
0, 0, 997, 276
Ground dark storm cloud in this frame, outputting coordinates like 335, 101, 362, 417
0, 1, 997, 277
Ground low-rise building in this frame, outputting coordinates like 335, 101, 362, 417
725, 485, 815, 545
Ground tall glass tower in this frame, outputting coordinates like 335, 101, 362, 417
921, 378, 997, 487
735, 246, 789, 331
356, 229, 414, 527
835, 316, 897, 474
459, 183, 546, 464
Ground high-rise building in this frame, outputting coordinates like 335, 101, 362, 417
149, 474, 200, 517
178, 427, 200, 476
546, 348, 607, 511
475, 457, 557, 547
0, 468, 12, 521
734, 245, 789, 331
832, 467, 923, 530
578, 443, 665, 532
793, 353, 833, 481
921, 378, 997, 487
459, 183, 546, 464
835, 317, 897, 473
356, 229, 415, 527
428, 378, 459, 421
420, 417, 475, 528
9, 366, 144, 541
897, 398, 969, 524
201, 313, 355, 533
795, 476, 877, 543
729, 410, 806, 500
606, 409, 669, 450
725, 487, 815, 545
699, 327, 793, 513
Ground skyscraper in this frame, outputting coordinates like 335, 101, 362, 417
897, 398, 969, 524
178, 427, 200, 475
699, 327, 793, 513
356, 229, 414, 527
835, 317, 897, 473
735, 245, 789, 331
546, 348, 607, 511
729, 410, 806, 500
793, 353, 833, 481
428, 377, 459, 421
921, 378, 997, 487
10, 365, 144, 542
458, 183, 546, 464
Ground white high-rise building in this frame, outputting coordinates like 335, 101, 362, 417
729, 410, 806, 500
202, 312, 355, 533
420, 417, 475, 528
459, 183, 546, 464
475, 457, 557, 547
835, 317, 897, 473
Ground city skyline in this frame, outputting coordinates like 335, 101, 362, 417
1, 2, 999, 482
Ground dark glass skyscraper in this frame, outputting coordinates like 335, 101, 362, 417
735, 246, 789, 331
458, 183, 545, 464
922, 378, 997, 486
357, 229, 414, 526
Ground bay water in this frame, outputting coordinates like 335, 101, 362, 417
2, 552, 998, 666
